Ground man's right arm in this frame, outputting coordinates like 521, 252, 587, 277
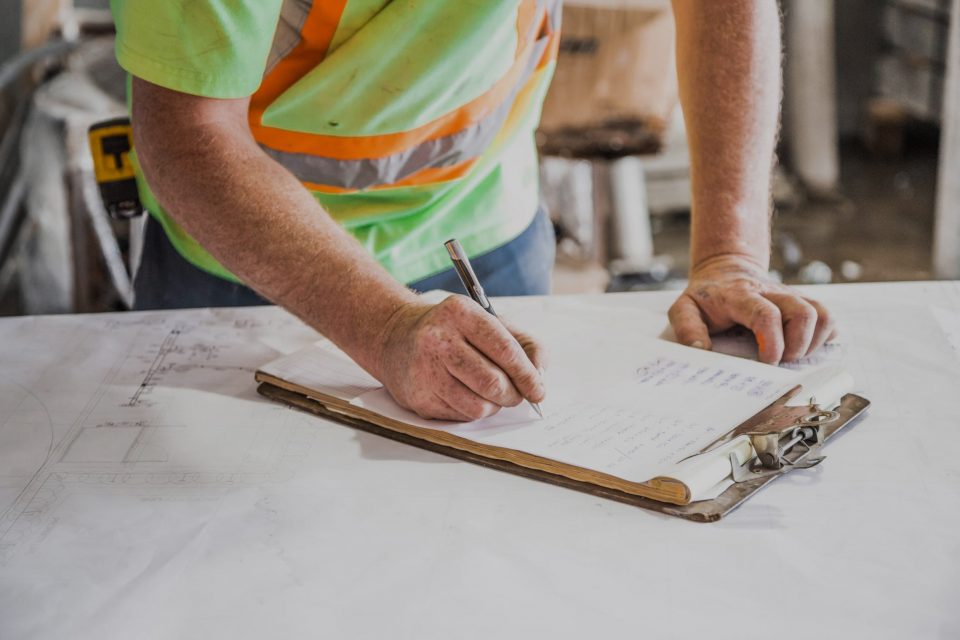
131, 78, 545, 420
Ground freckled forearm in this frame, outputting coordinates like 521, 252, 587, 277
670, 0, 781, 269
132, 81, 418, 377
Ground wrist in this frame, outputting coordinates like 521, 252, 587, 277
363, 294, 426, 380
689, 200, 772, 273
320, 282, 420, 380
690, 251, 770, 276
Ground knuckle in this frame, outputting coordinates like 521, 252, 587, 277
513, 368, 537, 388
460, 397, 494, 421
442, 295, 472, 316
793, 301, 817, 324
752, 305, 782, 327
516, 373, 544, 401
477, 372, 506, 399
502, 392, 522, 408
493, 338, 521, 365
797, 300, 820, 322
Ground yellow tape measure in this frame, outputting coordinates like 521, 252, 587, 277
88, 117, 142, 219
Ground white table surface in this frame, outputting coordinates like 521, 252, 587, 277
1, 282, 959, 639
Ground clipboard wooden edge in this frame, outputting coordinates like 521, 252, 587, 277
256, 382, 870, 523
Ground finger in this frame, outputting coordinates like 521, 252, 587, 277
763, 292, 817, 362
434, 394, 478, 422
395, 386, 473, 422
667, 294, 712, 350
444, 341, 524, 407
803, 297, 837, 356
456, 310, 545, 404
423, 394, 475, 422
502, 318, 549, 372
436, 376, 502, 421
725, 294, 785, 365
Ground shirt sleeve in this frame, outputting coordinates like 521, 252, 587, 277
110, 0, 284, 99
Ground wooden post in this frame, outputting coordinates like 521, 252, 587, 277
934, 0, 960, 280
785, 0, 840, 195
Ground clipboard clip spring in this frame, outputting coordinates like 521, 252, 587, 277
730, 400, 840, 483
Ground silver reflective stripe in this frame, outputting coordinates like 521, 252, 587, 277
264, 0, 313, 77
545, 0, 563, 33
260, 3, 557, 190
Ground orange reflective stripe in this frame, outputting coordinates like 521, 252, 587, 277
249, 0, 349, 129
302, 158, 480, 194
537, 28, 560, 70
251, 0, 545, 160
298, 55, 555, 196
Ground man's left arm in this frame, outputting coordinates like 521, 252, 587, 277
667, 0, 836, 364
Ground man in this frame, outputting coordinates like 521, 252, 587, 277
113, 0, 834, 421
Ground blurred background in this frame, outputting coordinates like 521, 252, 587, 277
0, 0, 958, 316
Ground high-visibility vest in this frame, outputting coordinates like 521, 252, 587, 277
126, 0, 562, 284
254, 0, 561, 193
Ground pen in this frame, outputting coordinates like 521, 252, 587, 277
444, 238, 544, 418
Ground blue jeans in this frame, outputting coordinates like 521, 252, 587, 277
133, 209, 555, 310
409, 208, 555, 297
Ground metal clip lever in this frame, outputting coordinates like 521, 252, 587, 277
729, 403, 839, 483
730, 443, 826, 482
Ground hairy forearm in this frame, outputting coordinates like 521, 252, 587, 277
671, 0, 781, 269
132, 86, 417, 377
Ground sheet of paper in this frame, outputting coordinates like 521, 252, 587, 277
931, 305, 960, 360
3, 283, 960, 640
260, 340, 381, 401
349, 303, 802, 482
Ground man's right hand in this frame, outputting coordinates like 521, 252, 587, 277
375, 296, 547, 421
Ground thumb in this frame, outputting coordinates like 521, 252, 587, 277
668, 294, 712, 350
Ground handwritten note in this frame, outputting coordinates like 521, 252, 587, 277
635, 356, 778, 398
464, 404, 718, 480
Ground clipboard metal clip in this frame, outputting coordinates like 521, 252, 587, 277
730, 398, 840, 483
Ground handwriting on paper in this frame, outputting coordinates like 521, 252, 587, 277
635, 357, 777, 399
453, 402, 720, 482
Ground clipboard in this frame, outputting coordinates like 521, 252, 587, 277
256, 376, 870, 523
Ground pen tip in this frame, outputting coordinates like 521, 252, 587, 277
532, 402, 543, 418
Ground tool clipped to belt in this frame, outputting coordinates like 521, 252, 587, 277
88, 117, 143, 219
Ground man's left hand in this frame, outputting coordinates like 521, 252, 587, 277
668, 254, 837, 365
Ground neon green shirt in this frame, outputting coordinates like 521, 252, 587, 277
110, 0, 558, 284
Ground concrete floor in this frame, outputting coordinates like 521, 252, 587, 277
779, 138, 938, 283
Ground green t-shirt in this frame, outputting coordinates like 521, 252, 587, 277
111, 0, 558, 284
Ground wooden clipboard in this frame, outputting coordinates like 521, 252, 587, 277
257, 381, 870, 523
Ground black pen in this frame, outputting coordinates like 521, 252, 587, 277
444, 238, 543, 418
